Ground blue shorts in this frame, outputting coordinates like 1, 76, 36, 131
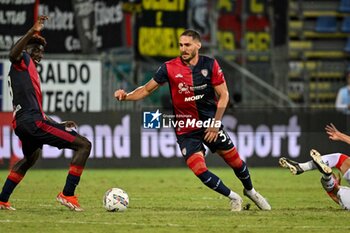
176, 128, 234, 160
14, 119, 78, 157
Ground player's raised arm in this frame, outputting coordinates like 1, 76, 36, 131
114, 78, 160, 101
9, 15, 48, 63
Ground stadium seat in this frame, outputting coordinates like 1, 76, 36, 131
339, 0, 350, 13
315, 16, 337, 32
344, 37, 350, 52
341, 17, 350, 32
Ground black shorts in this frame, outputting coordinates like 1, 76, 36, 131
176, 128, 234, 160
14, 119, 78, 157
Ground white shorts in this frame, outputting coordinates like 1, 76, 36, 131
337, 186, 350, 210
343, 169, 350, 185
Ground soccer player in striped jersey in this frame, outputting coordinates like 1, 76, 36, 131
0, 16, 91, 211
115, 29, 271, 211
279, 123, 350, 210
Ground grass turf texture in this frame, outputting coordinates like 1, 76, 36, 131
0, 168, 349, 233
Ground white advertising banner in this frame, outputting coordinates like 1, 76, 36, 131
1, 59, 102, 112
0, 110, 347, 169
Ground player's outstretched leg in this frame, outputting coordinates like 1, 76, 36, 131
56, 135, 91, 211
279, 157, 304, 175
186, 153, 243, 211
310, 149, 332, 175
218, 148, 271, 210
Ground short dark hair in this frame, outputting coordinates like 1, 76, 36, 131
27, 34, 47, 47
180, 29, 201, 42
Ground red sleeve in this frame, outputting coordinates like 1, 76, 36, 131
211, 59, 225, 86
13, 52, 29, 71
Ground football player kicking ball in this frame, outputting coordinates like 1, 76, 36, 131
279, 123, 350, 210
115, 29, 271, 211
0, 16, 91, 211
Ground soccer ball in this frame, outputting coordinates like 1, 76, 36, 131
103, 188, 129, 212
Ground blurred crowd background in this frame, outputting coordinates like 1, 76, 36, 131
5, 0, 346, 112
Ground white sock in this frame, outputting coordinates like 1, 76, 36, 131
244, 187, 256, 196
228, 190, 242, 200
320, 153, 341, 168
299, 153, 341, 171
298, 161, 316, 171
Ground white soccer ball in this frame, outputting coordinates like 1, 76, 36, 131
103, 188, 129, 212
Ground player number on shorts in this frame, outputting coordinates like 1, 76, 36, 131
218, 130, 227, 142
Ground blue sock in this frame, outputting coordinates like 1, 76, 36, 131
0, 179, 18, 202
233, 161, 253, 190
197, 170, 231, 196
63, 174, 80, 196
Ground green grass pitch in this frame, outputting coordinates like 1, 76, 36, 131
0, 168, 349, 233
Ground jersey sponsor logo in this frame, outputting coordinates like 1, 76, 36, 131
178, 82, 190, 94
184, 94, 204, 102
201, 69, 208, 77
190, 84, 207, 91
175, 73, 183, 78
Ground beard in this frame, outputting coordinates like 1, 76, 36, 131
181, 51, 196, 63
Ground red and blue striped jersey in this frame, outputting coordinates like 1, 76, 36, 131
8, 52, 45, 126
154, 55, 225, 135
